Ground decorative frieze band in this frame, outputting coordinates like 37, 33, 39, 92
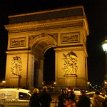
60, 32, 80, 44
9, 37, 26, 48
28, 33, 58, 47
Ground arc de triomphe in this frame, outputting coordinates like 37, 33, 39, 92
5, 6, 89, 89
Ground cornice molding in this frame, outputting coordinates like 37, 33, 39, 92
5, 17, 87, 34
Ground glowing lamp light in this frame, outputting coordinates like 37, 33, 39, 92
102, 39, 107, 86
2, 81, 6, 84
53, 82, 56, 85
104, 81, 107, 85
102, 40, 107, 52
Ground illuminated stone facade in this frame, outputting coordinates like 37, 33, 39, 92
5, 6, 89, 89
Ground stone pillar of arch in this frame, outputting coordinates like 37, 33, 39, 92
5, 6, 89, 89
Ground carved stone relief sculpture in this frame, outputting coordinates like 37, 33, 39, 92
63, 51, 78, 77
11, 56, 22, 77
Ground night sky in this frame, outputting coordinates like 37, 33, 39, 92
0, 0, 107, 85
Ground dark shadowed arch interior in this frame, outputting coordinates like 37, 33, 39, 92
43, 48, 55, 84
34, 61, 39, 87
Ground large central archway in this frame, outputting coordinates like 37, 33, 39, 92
30, 34, 57, 87
34, 47, 55, 87
5, 6, 89, 89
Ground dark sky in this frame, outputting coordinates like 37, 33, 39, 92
0, 0, 107, 85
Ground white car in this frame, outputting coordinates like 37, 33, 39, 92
0, 88, 31, 101
73, 88, 81, 96
0, 88, 31, 107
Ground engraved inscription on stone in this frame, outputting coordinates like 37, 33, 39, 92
10, 37, 26, 48
60, 32, 80, 44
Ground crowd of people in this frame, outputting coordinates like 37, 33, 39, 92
29, 86, 52, 107
29, 86, 107, 107
91, 91, 106, 107
57, 88, 107, 107
58, 88, 90, 107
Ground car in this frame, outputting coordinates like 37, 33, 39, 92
0, 88, 31, 107
0, 88, 31, 101
86, 91, 95, 106
86, 91, 95, 100
73, 88, 81, 96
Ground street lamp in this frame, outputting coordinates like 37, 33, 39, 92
102, 39, 107, 94
0, 80, 6, 88
102, 40, 107, 52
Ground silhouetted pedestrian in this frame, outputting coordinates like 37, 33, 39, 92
103, 97, 107, 107
103, 96, 107, 107
64, 97, 76, 107
58, 89, 67, 107
77, 90, 91, 107
92, 91, 105, 107
29, 88, 40, 107
39, 86, 52, 107
67, 89, 76, 102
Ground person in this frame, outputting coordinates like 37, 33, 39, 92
92, 91, 105, 107
67, 89, 76, 102
58, 89, 67, 107
64, 97, 76, 107
102, 96, 107, 107
63, 89, 76, 107
29, 88, 41, 107
77, 90, 91, 107
39, 86, 52, 107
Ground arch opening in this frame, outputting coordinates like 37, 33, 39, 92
32, 35, 56, 87
43, 48, 55, 84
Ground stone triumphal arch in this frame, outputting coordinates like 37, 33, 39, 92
5, 6, 89, 89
